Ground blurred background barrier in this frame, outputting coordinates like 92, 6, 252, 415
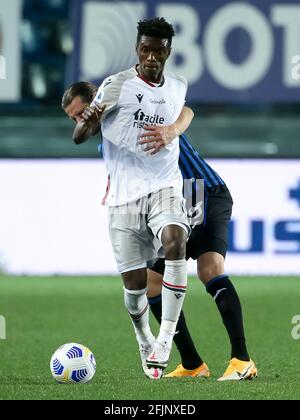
0, 0, 299, 157
0, 0, 22, 101
71, 0, 300, 102
0, 0, 299, 275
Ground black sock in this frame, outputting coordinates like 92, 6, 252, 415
206, 275, 250, 361
148, 295, 203, 370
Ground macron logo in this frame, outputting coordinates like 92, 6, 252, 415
136, 94, 144, 103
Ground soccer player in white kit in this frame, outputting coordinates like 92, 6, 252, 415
73, 18, 190, 379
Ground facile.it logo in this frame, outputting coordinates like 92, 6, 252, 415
133, 109, 165, 129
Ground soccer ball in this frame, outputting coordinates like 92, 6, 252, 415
50, 343, 96, 384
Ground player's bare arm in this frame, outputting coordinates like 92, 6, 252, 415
72, 120, 100, 145
139, 106, 194, 155
73, 104, 105, 145
62, 83, 106, 145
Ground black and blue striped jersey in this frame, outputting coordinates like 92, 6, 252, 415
179, 133, 225, 189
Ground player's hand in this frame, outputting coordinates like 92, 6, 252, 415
82, 104, 106, 128
139, 125, 179, 155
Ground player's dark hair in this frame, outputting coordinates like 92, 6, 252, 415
62, 82, 97, 109
137, 17, 175, 47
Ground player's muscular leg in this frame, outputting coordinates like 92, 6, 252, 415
122, 268, 148, 290
147, 270, 163, 298
146, 225, 188, 367
197, 252, 225, 285
161, 225, 187, 260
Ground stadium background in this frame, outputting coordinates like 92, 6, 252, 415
0, 0, 300, 401
1, 0, 300, 276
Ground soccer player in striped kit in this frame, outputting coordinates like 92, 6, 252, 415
140, 129, 257, 381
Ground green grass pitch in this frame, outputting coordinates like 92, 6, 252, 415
0, 275, 299, 400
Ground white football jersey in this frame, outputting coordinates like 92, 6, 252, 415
93, 67, 187, 206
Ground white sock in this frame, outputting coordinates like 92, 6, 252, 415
124, 287, 154, 346
158, 259, 187, 348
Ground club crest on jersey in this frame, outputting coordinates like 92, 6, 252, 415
133, 109, 165, 129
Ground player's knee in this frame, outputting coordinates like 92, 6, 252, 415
162, 226, 187, 260
164, 239, 186, 260
198, 262, 223, 285
122, 270, 147, 291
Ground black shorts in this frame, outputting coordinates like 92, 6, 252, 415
151, 185, 233, 275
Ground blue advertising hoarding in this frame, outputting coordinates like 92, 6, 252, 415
0, 159, 299, 275
69, 0, 300, 102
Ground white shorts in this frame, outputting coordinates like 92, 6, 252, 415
108, 188, 190, 273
